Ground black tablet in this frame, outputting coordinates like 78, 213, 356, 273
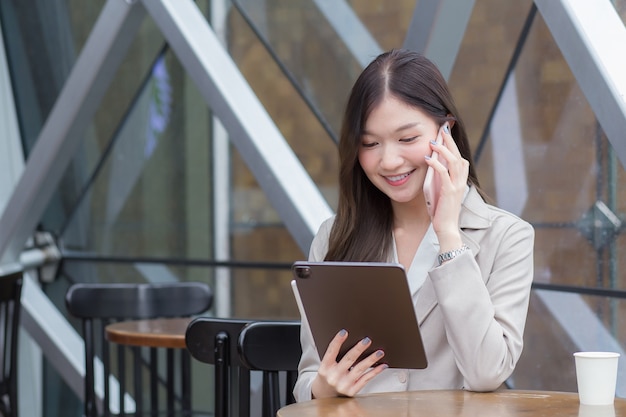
291, 261, 427, 369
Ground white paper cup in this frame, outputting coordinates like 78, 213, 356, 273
574, 351, 620, 405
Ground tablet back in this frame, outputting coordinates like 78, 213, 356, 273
291, 261, 427, 369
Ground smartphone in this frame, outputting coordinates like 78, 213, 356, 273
423, 123, 449, 217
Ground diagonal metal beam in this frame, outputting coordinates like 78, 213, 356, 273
0, 0, 146, 265
403, 0, 476, 80
535, 289, 626, 397
530, 0, 626, 395
535, 0, 626, 167
311, 0, 382, 68
0, 19, 24, 219
141, 0, 333, 253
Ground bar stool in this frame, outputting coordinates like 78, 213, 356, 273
0, 270, 23, 417
185, 317, 301, 417
65, 282, 213, 417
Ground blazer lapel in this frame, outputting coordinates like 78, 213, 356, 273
415, 275, 438, 325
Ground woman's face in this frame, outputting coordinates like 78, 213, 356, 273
358, 95, 440, 206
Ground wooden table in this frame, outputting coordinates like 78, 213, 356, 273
105, 317, 192, 349
278, 389, 626, 417
105, 317, 194, 414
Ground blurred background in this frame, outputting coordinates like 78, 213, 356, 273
1, 0, 625, 415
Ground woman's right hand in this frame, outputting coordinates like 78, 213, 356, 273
311, 329, 388, 398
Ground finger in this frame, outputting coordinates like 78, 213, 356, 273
320, 329, 349, 366
424, 150, 450, 175
343, 363, 389, 397
351, 349, 385, 375
356, 362, 389, 385
333, 349, 386, 398
430, 137, 458, 165
338, 336, 373, 368
439, 122, 461, 156
428, 138, 467, 184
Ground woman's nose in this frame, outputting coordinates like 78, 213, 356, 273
380, 145, 403, 170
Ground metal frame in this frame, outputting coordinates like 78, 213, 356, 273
311, 0, 382, 68
0, 18, 24, 219
403, 0, 476, 80
1, 15, 42, 417
531, 0, 626, 390
0, 0, 146, 265
535, 0, 626, 166
231, 0, 339, 143
210, 0, 233, 318
0, 1, 146, 410
475, 4, 537, 162
475, 0, 626, 392
489, 71, 528, 216
141, 0, 333, 253
1, 0, 331, 405
535, 289, 626, 396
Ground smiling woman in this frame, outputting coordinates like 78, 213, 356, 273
294, 49, 535, 402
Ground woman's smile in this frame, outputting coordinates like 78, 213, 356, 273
384, 169, 415, 185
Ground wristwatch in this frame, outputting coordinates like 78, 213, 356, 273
438, 244, 470, 266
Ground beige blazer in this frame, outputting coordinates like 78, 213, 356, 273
293, 186, 535, 401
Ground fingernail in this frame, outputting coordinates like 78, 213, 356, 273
361, 337, 371, 345
443, 124, 450, 134
424, 155, 431, 161
339, 329, 347, 337
382, 364, 389, 369
376, 350, 384, 358
430, 140, 437, 145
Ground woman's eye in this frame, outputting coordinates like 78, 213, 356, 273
361, 142, 377, 148
400, 136, 418, 143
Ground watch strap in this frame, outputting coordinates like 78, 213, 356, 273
438, 244, 470, 266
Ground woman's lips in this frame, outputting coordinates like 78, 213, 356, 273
384, 170, 415, 186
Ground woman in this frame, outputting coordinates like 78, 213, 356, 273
294, 49, 534, 401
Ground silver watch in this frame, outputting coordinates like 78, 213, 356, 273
438, 244, 470, 266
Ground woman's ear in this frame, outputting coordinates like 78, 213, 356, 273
446, 114, 456, 130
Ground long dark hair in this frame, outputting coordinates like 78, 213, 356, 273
325, 49, 480, 262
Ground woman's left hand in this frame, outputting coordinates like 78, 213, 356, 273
425, 123, 469, 250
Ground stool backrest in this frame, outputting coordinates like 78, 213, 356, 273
66, 282, 213, 417
66, 282, 213, 319
185, 317, 301, 417
238, 321, 301, 417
